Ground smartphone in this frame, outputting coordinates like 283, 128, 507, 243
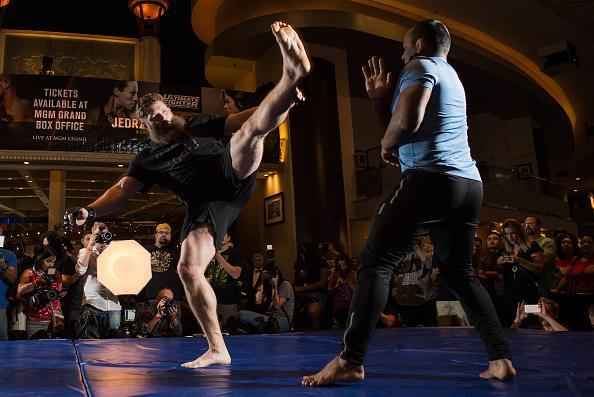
47, 267, 56, 276
524, 304, 541, 314
266, 244, 273, 251
0, 235, 4, 248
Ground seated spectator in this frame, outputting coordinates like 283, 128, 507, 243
391, 236, 438, 327
239, 265, 294, 333
327, 255, 357, 328
0, 247, 18, 340
136, 288, 182, 337
511, 297, 567, 332
294, 243, 328, 329
17, 249, 64, 338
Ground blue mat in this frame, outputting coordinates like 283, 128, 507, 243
2, 328, 594, 396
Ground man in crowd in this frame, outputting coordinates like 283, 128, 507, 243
137, 223, 183, 302
76, 222, 122, 338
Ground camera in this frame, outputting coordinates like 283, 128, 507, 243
95, 231, 113, 245
160, 299, 176, 317
29, 288, 60, 307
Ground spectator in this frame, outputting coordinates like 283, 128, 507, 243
555, 234, 594, 294
137, 288, 182, 337
552, 232, 579, 291
77, 222, 122, 339
137, 223, 183, 302
391, 236, 438, 327
478, 230, 506, 324
523, 216, 556, 291
17, 249, 64, 338
0, 247, 17, 339
511, 298, 567, 332
205, 232, 243, 332
239, 265, 294, 333
328, 255, 357, 328
294, 243, 328, 329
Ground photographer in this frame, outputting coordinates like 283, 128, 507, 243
77, 222, 122, 339
16, 249, 64, 338
239, 264, 294, 333
137, 288, 182, 337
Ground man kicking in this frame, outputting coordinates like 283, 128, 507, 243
64, 21, 311, 368
303, 20, 516, 386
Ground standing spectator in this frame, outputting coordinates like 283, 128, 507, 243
205, 232, 243, 332
77, 223, 122, 339
0, 247, 17, 339
137, 223, 183, 302
523, 217, 556, 291
17, 249, 64, 338
552, 232, 579, 289
511, 298, 567, 332
478, 230, 506, 324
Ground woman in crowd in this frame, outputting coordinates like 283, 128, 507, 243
16, 249, 64, 338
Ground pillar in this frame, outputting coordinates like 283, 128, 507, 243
48, 170, 65, 231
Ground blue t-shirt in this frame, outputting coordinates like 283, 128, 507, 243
391, 56, 481, 181
0, 248, 17, 309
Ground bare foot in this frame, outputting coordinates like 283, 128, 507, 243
479, 359, 517, 381
181, 349, 231, 369
302, 356, 365, 387
271, 21, 311, 82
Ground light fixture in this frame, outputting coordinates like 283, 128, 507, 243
117, 164, 125, 168
91, 180, 96, 183
27, 180, 32, 183
0, 0, 10, 8
128, 0, 170, 36
576, 177, 582, 181
7, 177, 12, 180
23, 161, 30, 165
573, 189, 579, 192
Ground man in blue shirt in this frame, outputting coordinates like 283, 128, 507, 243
0, 247, 18, 340
303, 20, 515, 386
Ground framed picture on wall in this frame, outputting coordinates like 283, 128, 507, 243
264, 192, 285, 225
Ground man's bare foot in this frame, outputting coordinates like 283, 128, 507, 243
479, 359, 517, 381
301, 356, 365, 387
181, 349, 231, 369
271, 21, 311, 82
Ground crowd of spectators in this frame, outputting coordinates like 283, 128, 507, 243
0, 214, 592, 342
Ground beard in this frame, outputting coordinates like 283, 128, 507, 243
148, 115, 187, 144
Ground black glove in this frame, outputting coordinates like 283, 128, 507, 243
64, 207, 96, 232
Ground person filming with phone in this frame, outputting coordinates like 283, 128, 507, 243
511, 297, 567, 332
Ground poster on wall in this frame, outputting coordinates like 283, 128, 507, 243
0, 74, 202, 153
0, 74, 282, 161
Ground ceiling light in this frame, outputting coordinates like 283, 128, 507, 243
23, 161, 30, 165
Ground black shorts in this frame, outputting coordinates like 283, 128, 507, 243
179, 140, 256, 248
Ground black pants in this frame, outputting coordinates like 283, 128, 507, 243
341, 170, 510, 365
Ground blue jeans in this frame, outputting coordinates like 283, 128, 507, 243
239, 310, 289, 332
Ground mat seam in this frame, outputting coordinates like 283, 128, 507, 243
72, 340, 92, 397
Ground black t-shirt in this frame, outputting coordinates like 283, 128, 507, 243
137, 245, 183, 302
205, 245, 242, 305
127, 114, 242, 204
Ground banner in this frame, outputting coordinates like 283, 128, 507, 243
0, 74, 202, 153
